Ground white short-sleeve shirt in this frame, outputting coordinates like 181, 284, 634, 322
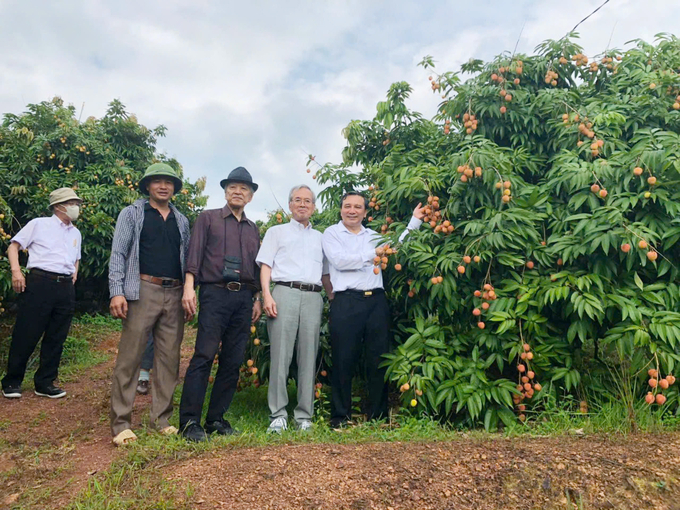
12, 215, 82, 275
256, 219, 325, 286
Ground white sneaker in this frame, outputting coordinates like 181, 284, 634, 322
297, 420, 313, 432
267, 417, 288, 434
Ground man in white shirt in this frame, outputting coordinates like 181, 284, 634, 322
257, 185, 329, 433
2, 188, 83, 399
322, 191, 423, 428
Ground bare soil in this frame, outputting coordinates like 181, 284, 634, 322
2, 326, 680, 509
167, 435, 680, 510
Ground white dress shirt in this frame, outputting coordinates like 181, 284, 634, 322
256, 218, 325, 286
12, 215, 82, 275
322, 216, 422, 292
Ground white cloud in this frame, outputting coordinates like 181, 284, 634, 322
2, 0, 679, 220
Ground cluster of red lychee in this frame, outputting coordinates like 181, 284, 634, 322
590, 182, 608, 199
428, 75, 440, 91
645, 368, 675, 406
620, 239, 658, 262
672, 95, 680, 111
494, 179, 512, 203
444, 119, 451, 135
368, 185, 382, 211
424, 195, 454, 235
571, 53, 589, 66
468, 283, 497, 327
544, 69, 559, 86
462, 112, 478, 134
373, 244, 395, 274
514, 343, 542, 422
455, 254, 482, 277
457, 163, 482, 184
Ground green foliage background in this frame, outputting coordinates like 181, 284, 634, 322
0, 98, 207, 307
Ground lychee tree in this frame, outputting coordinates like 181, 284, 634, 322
0, 97, 207, 310
314, 33, 680, 429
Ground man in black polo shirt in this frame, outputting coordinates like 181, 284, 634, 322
108, 163, 191, 446
179, 167, 262, 442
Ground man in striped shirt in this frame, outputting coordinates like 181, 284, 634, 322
108, 163, 191, 446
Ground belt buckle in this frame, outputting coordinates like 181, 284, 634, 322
161, 279, 175, 288
363, 290, 373, 297
226, 282, 242, 291
56, 275, 66, 283
300, 283, 312, 291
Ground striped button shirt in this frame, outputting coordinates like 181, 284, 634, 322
108, 198, 191, 300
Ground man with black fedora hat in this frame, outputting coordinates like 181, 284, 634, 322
2, 188, 83, 399
179, 166, 262, 442
108, 162, 191, 445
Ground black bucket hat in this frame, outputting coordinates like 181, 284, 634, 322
220, 167, 258, 192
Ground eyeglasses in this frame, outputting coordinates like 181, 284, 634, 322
292, 198, 314, 205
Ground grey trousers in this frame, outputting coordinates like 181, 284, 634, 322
110, 280, 184, 436
267, 284, 323, 422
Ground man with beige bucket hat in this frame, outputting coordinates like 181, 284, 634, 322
108, 163, 191, 446
2, 188, 83, 400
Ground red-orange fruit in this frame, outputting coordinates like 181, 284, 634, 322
477, 322, 485, 329
645, 393, 655, 404
472, 308, 481, 316
649, 378, 658, 388
526, 261, 534, 269
656, 393, 666, 405
463, 255, 472, 264
457, 265, 466, 274
621, 243, 631, 253
474, 290, 482, 297
638, 240, 648, 249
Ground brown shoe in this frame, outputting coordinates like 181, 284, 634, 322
136, 380, 149, 395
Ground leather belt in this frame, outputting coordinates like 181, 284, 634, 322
275, 281, 323, 292
140, 274, 182, 288
336, 288, 385, 298
30, 268, 73, 283
210, 281, 258, 292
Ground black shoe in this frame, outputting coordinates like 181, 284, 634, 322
330, 418, 350, 429
136, 380, 150, 395
2, 386, 21, 399
181, 422, 208, 442
34, 385, 66, 399
205, 419, 239, 436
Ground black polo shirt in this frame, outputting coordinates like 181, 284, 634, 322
139, 202, 182, 280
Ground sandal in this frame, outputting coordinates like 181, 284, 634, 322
112, 429, 137, 446
160, 425, 178, 436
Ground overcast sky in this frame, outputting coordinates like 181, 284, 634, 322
2, 0, 679, 220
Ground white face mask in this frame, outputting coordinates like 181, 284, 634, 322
60, 204, 80, 221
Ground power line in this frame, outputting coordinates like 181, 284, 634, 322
569, 0, 611, 34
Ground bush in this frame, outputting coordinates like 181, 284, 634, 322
313, 33, 680, 429
0, 98, 207, 310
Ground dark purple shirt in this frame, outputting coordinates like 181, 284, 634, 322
185, 204, 261, 290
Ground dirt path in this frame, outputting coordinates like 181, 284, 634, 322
168, 435, 680, 510
0, 328, 196, 509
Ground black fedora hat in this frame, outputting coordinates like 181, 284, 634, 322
220, 167, 258, 192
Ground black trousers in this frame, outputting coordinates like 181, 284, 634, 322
179, 284, 253, 427
2, 272, 75, 390
329, 290, 390, 422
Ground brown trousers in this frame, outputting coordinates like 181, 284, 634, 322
110, 280, 184, 436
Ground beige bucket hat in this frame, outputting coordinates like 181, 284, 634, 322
49, 188, 83, 207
